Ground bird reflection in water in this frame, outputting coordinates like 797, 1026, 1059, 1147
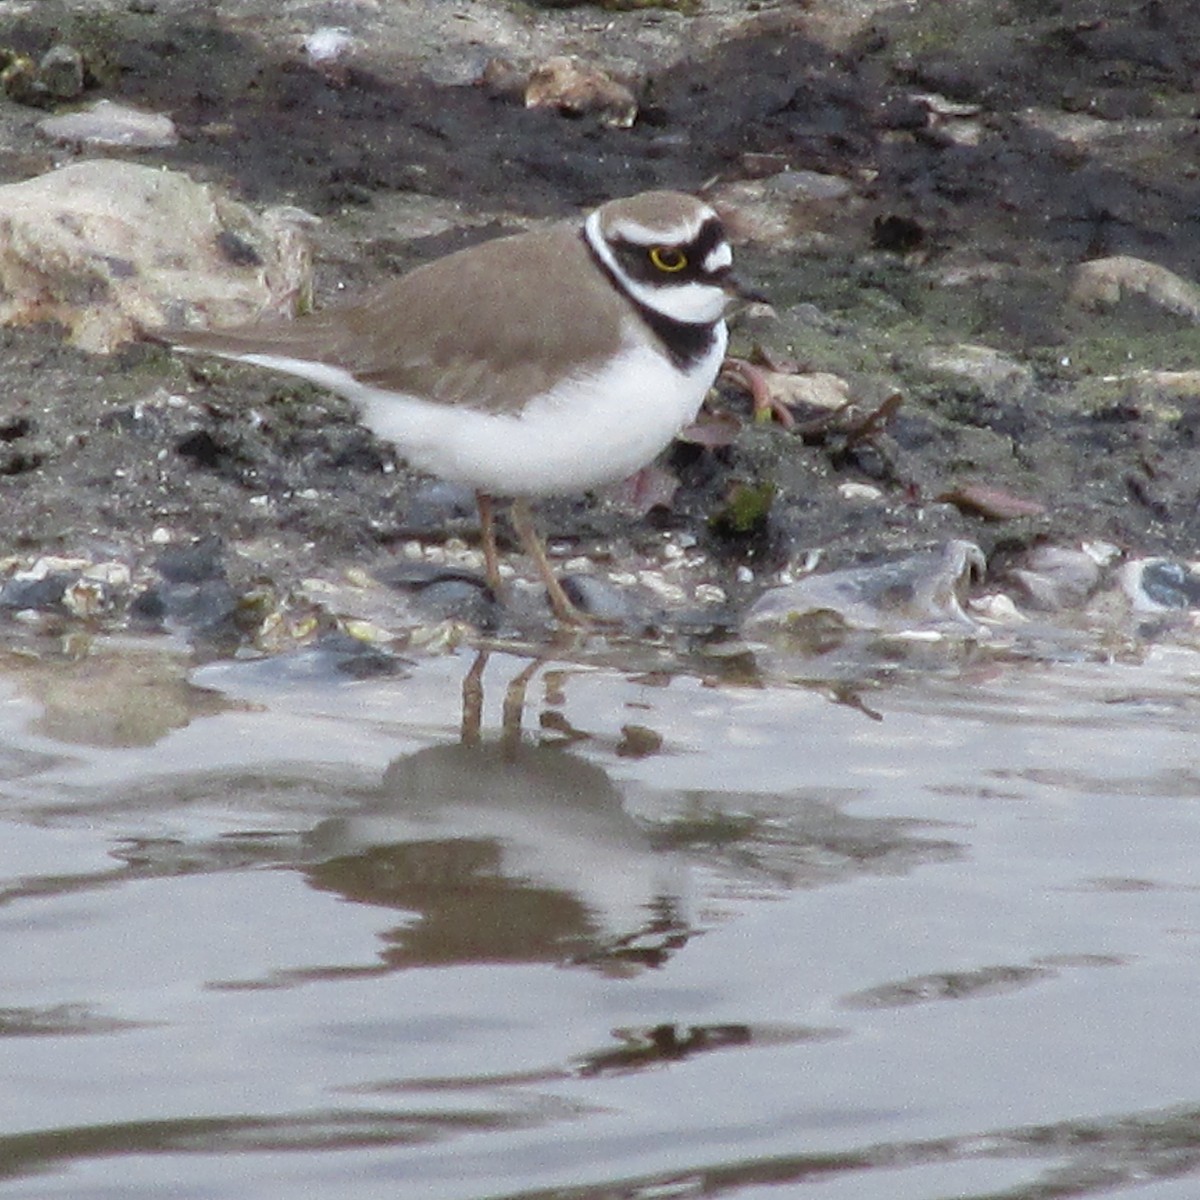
303, 650, 695, 974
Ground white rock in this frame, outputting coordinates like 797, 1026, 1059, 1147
838, 481, 883, 502
1081, 540, 1121, 566
921, 343, 1034, 391
762, 369, 853, 412
0, 161, 315, 353
969, 593, 1027, 624
1070, 255, 1200, 322
82, 561, 132, 587
37, 99, 178, 148
16, 555, 88, 580
694, 583, 727, 605
303, 27, 355, 64
636, 571, 686, 604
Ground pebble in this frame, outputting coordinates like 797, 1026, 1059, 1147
1122, 558, 1200, 612
743, 541, 986, 636
341, 619, 394, 645
1082, 541, 1121, 567
37, 100, 179, 148
0, 572, 75, 612
838, 482, 884, 502
921, 343, 1035, 395
1070, 255, 1200, 322
524, 56, 637, 129
63, 578, 107, 618
636, 572, 686, 605
1004, 544, 1102, 611
694, 584, 727, 605
969, 593, 1026, 624
16, 555, 88, 580
561, 574, 642, 623
303, 27, 355, 64
411, 578, 497, 625
302, 577, 339, 595
37, 45, 85, 99
83, 562, 132, 587
154, 537, 226, 585
408, 620, 469, 653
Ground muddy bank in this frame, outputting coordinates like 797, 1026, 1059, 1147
2, 0, 1200, 649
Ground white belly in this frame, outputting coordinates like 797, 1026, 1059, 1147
353, 328, 727, 497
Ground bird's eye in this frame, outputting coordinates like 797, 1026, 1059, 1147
649, 246, 688, 273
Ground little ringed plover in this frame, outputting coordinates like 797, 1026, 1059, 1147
163, 189, 756, 622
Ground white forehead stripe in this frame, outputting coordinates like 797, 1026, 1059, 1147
703, 243, 732, 272
606, 208, 715, 246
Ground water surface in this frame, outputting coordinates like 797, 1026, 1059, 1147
0, 636, 1197, 1198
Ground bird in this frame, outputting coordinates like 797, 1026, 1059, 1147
161, 190, 756, 623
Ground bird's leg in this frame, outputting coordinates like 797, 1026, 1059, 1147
500, 656, 543, 754
461, 649, 487, 747
475, 490, 505, 598
508, 497, 587, 625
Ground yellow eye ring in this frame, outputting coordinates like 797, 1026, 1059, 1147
649, 246, 688, 273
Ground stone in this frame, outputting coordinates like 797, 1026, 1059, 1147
524, 57, 637, 128
921, 343, 1035, 395
37, 99, 179, 148
0, 161, 315, 352
1070, 256, 1200, 323
743, 541, 987, 636
37, 45, 85, 100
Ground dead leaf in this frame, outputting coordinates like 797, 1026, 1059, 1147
611, 464, 679, 515
677, 410, 741, 448
938, 483, 1047, 520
